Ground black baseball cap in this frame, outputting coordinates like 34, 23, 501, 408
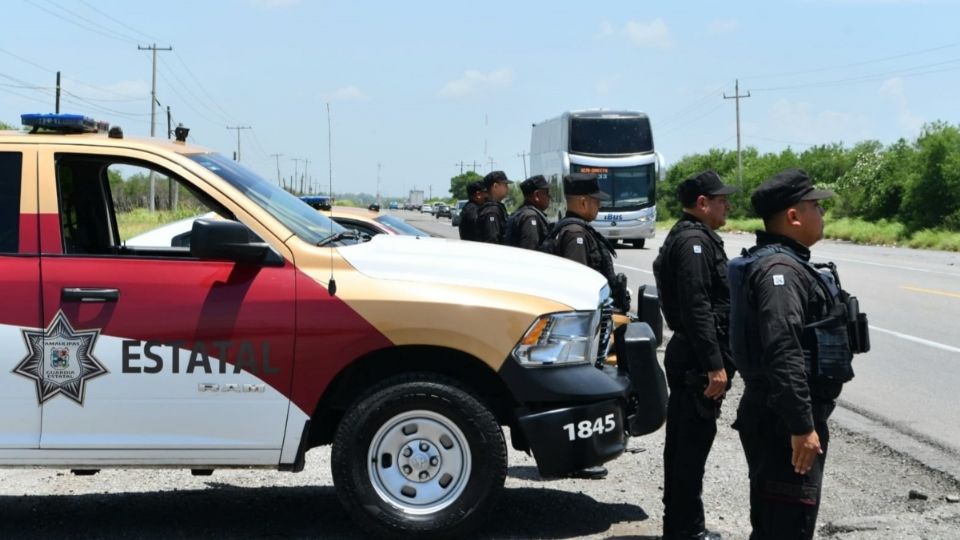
563, 173, 610, 201
520, 175, 549, 195
483, 170, 513, 189
677, 170, 738, 207
466, 181, 485, 196
751, 168, 834, 218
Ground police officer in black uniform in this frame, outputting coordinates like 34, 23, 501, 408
654, 170, 738, 540
458, 181, 486, 241
505, 175, 551, 249
550, 173, 624, 302
730, 169, 866, 540
477, 170, 513, 244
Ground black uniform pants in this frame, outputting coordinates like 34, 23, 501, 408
662, 338, 719, 537
734, 391, 830, 540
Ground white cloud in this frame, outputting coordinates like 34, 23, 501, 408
321, 86, 366, 102
438, 69, 513, 98
766, 98, 872, 144
624, 18, 672, 50
707, 18, 739, 35
879, 77, 924, 135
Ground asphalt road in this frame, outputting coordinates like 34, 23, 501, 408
408, 210, 960, 480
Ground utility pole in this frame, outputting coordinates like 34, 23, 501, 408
55, 72, 61, 113
166, 105, 174, 209
226, 126, 251, 163
470, 160, 482, 173
724, 79, 751, 187
377, 162, 382, 207
487, 157, 496, 173
271, 153, 283, 187
517, 151, 529, 178
303, 159, 311, 194
455, 161, 467, 175
291, 158, 303, 194
138, 43, 172, 211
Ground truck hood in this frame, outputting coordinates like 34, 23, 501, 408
337, 235, 608, 311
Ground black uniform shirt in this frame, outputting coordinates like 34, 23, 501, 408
555, 211, 617, 286
506, 203, 550, 249
653, 213, 731, 373
458, 201, 481, 241
477, 200, 508, 244
746, 230, 841, 435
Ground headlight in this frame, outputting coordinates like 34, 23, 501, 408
512, 311, 599, 367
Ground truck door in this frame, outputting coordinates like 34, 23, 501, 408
35, 148, 295, 461
0, 148, 42, 449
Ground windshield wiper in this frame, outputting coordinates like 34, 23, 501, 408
316, 229, 361, 247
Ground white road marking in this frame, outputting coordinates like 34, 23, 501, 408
615, 263, 653, 275
870, 325, 960, 354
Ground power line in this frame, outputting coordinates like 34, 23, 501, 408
78, 0, 163, 43
751, 56, 960, 93
24, 0, 137, 44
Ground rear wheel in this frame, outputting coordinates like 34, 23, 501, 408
331, 375, 507, 539
629, 238, 646, 249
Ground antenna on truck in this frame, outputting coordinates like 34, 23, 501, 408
326, 102, 337, 296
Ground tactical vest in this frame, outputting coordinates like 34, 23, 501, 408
728, 244, 867, 386
505, 205, 549, 248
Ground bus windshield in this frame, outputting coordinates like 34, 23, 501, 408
571, 163, 656, 210
569, 117, 653, 155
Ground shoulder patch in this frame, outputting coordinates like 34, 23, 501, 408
773, 274, 785, 286
576, 237, 584, 245
529, 219, 536, 226
693, 245, 702, 254
489, 216, 495, 221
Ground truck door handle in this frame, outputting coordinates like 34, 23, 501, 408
61, 288, 120, 302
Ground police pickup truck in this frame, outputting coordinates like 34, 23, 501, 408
0, 114, 666, 539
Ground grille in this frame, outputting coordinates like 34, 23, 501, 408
596, 298, 615, 367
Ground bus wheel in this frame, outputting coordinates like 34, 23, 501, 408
629, 239, 645, 249
331, 374, 506, 539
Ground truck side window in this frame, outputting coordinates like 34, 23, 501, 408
0, 152, 23, 253
56, 154, 232, 256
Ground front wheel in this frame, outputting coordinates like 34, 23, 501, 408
331, 375, 507, 539
629, 238, 645, 249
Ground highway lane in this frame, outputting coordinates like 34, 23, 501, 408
402, 212, 960, 462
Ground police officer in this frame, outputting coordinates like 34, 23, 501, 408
653, 170, 737, 540
477, 170, 513, 244
458, 181, 486, 241
548, 173, 629, 313
730, 169, 864, 540
505, 175, 551, 249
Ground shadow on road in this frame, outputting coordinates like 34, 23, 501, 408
0, 482, 654, 539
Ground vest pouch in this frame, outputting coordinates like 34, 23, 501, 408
855, 312, 870, 353
807, 312, 854, 383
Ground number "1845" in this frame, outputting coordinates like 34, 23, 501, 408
562, 413, 616, 441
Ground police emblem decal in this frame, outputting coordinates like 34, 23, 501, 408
13, 310, 108, 405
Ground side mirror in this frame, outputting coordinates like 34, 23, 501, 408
190, 219, 275, 264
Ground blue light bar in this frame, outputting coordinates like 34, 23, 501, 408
21, 113, 108, 134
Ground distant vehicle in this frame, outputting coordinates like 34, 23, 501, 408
300, 195, 333, 210
388, 201, 399, 210
530, 110, 664, 248
435, 204, 451, 219
322, 206, 431, 237
420, 204, 434, 214
408, 189, 424, 210
451, 199, 468, 226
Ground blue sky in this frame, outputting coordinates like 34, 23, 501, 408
2, 0, 959, 198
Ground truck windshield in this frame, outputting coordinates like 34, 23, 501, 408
571, 163, 656, 211
188, 153, 345, 244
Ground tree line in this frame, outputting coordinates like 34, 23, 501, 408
662, 121, 960, 232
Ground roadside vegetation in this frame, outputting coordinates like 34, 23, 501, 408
660, 121, 960, 252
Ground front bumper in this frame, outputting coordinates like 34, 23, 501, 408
592, 219, 656, 241
501, 322, 667, 478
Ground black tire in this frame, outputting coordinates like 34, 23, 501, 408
331, 374, 507, 539
629, 238, 646, 249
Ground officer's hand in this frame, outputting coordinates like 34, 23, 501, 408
704, 369, 728, 400
791, 431, 823, 475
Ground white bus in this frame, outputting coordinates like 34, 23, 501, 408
530, 110, 664, 248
